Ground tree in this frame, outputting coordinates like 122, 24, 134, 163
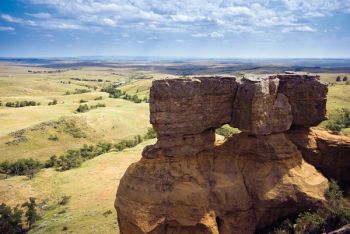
336, 76, 341, 82
0, 203, 24, 234
22, 197, 39, 229
343, 76, 348, 82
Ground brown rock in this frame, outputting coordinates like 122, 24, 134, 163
142, 129, 215, 158
277, 73, 328, 126
116, 133, 328, 234
230, 75, 293, 135
287, 128, 350, 186
150, 77, 237, 136
148, 77, 237, 157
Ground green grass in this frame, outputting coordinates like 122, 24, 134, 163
119, 79, 153, 99
317, 74, 350, 134
0, 139, 155, 234
0, 65, 154, 162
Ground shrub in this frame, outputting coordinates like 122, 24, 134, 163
22, 197, 39, 229
5, 101, 39, 108
79, 99, 88, 103
103, 210, 113, 217
63, 121, 86, 138
294, 212, 325, 233
215, 125, 240, 138
48, 99, 57, 105
336, 76, 341, 82
94, 96, 103, 100
101, 86, 125, 98
343, 76, 348, 82
325, 180, 343, 201
74, 88, 90, 94
143, 127, 156, 140
44, 155, 58, 168
0, 203, 23, 234
326, 108, 350, 132
0, 158, 42, 177
76, 104, 89, 113
56, 151, 82, 171
48, 135, 58, 141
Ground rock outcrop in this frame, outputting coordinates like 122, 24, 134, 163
116, 73, 336, 234
277, 73, 328, 126
287, 128, 350, 187
146, 77, 237, 157
116, 132, 328, 234
230, 75, 293, 135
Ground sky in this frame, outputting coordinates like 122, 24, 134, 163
0, 0, 350, 58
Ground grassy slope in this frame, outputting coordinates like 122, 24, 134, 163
119, 79, 153, 99
319, 74, 350, 134
0, 139, 154, 234
0, 65, 151, 162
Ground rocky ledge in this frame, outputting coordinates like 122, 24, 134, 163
115, 73, 350, 234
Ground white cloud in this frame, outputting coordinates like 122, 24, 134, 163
26, 12, 51, 19
101, 18, 117, 27
192, 32, 224, 38
5, 0, 350, 35
1, 14, 22, 23
282, 25, 316, 33
0, 26, 14, 31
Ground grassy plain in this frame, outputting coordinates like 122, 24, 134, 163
0, 139, 154, 233
0, 64, 154, 162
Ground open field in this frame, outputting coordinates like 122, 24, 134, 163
0, 61, 349, 233
0, 139, 154, 233
0, 64, 157, 162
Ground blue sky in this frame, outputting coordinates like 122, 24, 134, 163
0, 0, 350, 58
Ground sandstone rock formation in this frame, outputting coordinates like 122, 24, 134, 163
277, 73, 328, 126
287, 128, 350, 187
116, 73, 335, 234
116, 132, 328, 234
230, 75, 292, 135
147, 77, 237, 157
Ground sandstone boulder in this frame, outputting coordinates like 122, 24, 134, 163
116, 133, 328, 234
277, 73, 328, 126
230, 75, 293, 135
287, 128, 350, 187
150, 77, 237, 136
145, 77, 237, 157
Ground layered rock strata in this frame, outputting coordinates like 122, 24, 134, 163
117, 132, 328, 234
277, 74, 328, 126
287, 128, 350, 187
116, 73, 336, 234
147, 77, 237, 157
230, 75, 293, 135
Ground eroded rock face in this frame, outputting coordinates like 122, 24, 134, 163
277, 74, 328, 126
116, 132, 328, 234
230, 75, 293, 135
287, 128, 350, 187
116, 74, 333, 234
147, 74, 327, 158
145, 77, 237, 157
